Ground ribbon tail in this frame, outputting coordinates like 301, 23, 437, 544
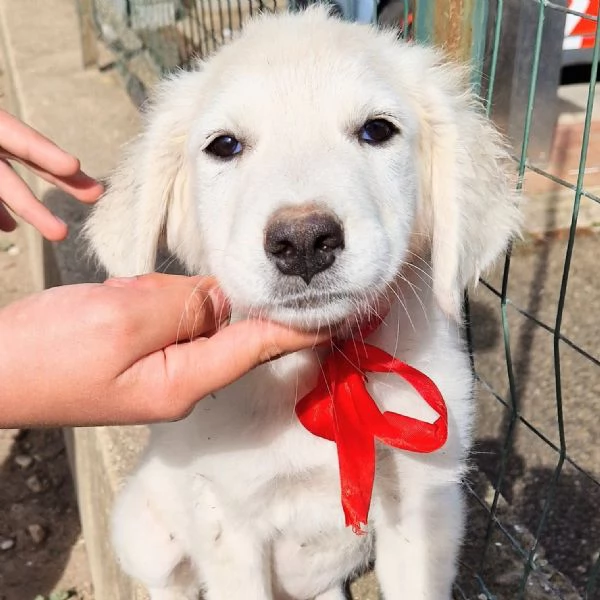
334, 375, 376, 534
297, 340, 450, 535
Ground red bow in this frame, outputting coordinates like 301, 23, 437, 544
296, 338, 448, 534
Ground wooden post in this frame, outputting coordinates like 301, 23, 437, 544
413, 0, 488, 88
76, 0, 99, 69
413, 0, 565, 167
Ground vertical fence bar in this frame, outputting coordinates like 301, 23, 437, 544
470, 1, 488, 92
481, 4, 546, 595
485, 0, 504, 112
482, 0, 566, 167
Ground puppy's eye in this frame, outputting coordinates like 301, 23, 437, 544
205, 135, 242, 158
358, 119, 398, 145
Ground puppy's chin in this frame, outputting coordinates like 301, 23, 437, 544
244, 292, 392, 337
257, 299, 358, 333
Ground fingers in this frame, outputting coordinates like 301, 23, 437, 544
0, 110, 80, 177
19, 159, 104, 204
162, 318, 330, 407
0, 161, 68, 240
105, 272, 217, 291
110, 273, 231, 355
0, 202, 17, 232
102, 272, 331, 422
0, 109, 104, 210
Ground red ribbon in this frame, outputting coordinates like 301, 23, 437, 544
296, 338, 448, 534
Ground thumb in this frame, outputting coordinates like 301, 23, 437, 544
163, 318, 331, 404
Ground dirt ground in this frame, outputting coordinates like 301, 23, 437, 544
0, 427, 93, 600
0, 52, 93, 600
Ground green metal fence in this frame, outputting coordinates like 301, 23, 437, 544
466, 2, 599, 598
86, 0, 600, 597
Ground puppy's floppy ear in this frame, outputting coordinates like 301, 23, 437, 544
407, 47, 522, 320
85, 68, 204, 277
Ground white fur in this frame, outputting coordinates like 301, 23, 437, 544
85, 8, 521, 600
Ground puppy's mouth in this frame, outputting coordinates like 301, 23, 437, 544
275, 291, 350, 310
247, 287, 392, 334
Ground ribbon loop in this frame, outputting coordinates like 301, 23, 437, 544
296, 339, 448, 533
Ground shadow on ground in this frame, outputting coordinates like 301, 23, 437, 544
0, 430, 82, 600
461, 227, 600, 599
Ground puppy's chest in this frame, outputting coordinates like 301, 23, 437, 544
187, 392, 338, 490
181, 352, 336, 479
181, 351, 441, 497
184, 392, 343, 527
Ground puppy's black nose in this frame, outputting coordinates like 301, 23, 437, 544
264, 207, 344, 284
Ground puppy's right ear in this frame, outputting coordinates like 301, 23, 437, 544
85, 68, 204, 277
404, 47, 521, 321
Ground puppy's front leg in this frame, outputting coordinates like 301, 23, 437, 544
194, 524, 273, 600
375, 481, 464, 600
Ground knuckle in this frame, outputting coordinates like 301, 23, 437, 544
86, 290, 136, 336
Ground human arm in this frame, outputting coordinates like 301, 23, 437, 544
0, 273, 326, 428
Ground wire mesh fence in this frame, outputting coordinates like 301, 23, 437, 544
88, 0, 418, 75
90, 0, 284, 72
462, 1, 599, 598
84, 0, 599, 597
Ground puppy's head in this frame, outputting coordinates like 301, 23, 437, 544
86, 7, 520, 329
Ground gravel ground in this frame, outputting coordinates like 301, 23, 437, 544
0, 428, 93, 600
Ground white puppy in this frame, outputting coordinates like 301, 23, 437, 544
85, 7, 520, 600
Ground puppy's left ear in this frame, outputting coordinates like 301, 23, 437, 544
406, 46, 522, 320
84, 67, 204, 277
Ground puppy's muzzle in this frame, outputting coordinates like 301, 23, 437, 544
264, 206, 344, 285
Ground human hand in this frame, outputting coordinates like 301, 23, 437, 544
0, 109, 104, 240
0, 273, 329, 428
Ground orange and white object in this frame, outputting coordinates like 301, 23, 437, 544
563, 0, 598, 50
